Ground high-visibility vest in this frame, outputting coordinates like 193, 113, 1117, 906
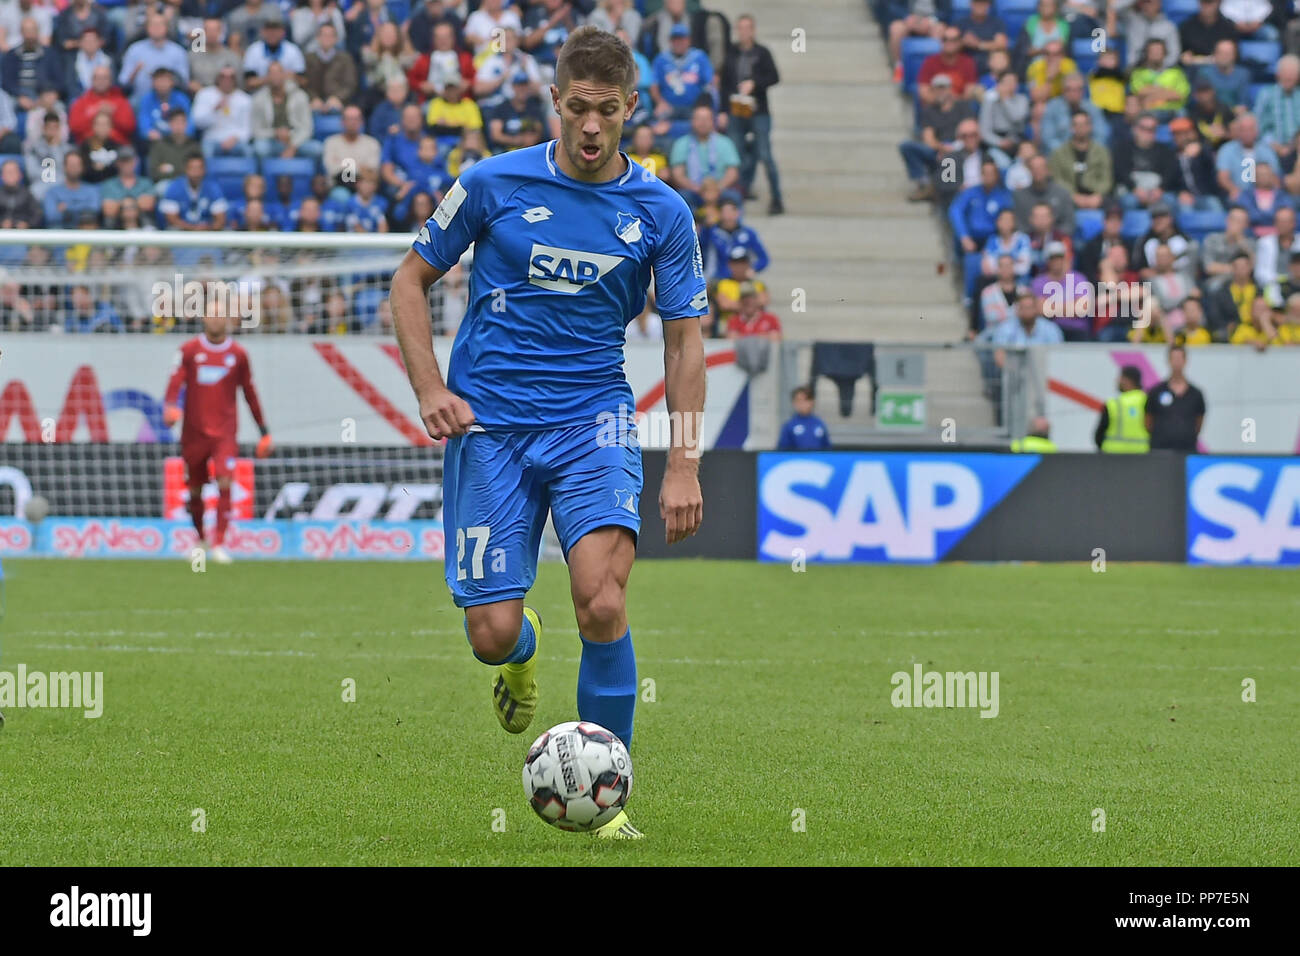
1011, 435, 1058, 453
1102, 390, 1149, 453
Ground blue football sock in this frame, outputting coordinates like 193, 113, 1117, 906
577, 628, 637, 749
465, 613, 536, 666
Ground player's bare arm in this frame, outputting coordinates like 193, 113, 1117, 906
390, 249, 477, 440
660, 315, 705, 544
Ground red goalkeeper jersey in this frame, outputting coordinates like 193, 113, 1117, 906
164, 335, 266, 442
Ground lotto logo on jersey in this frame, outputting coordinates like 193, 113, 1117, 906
527, 244, 625, 294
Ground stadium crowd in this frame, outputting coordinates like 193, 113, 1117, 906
0, 0, 782, 337
887, 0, 1300, 349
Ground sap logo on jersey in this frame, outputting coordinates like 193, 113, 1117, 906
196, 364, 230, 385
756, 453, 1038, 563
1187, 458, 1300, 565
528, 244, 625, 293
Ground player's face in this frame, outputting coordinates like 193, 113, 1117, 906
552, 79, 635, 181
203, 308, 232, 340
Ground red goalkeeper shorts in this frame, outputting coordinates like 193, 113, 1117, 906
182, 435, 239, 485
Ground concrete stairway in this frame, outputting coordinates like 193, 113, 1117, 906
704, 0, 993, 434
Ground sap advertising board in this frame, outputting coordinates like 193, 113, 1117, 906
1187, 457, 1300, 567
757, 454, 1039, 564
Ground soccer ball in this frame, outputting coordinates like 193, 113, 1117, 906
522, 721, 632, 832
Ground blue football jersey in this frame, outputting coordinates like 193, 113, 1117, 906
411, 140, 709, 430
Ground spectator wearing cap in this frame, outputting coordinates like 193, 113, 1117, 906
1122, 0, 1181, 69
955, 0, 1008, 76
413, 21, 471, 100
1254, 205, 1300, 298
1170, 115, 1223, 212
474, 26, 542, 108
726, 281, 782, 340
43, 152, 101, 228
952, 157, 1014, 254
1180, 0, 1236, 67
711, 246, 768, 338
323, 104, 381, 200
1114, 111, 1179, 210
23, 109, 68, 201
191, 65, 254, 158
464, 0, 522, 57
1254, 55, 1300, 158
1013, 153, 1074, 234
1216, 112, 1281, 202
917, 24, 978, 105
251, 60, 320, 160
1048, 109, 1111, 211
979, 70, 1029, 170
289, 0, 346, 52
486, 75, 547, 153
138, 67, 193, 142
671, 103, 741, 208
1032, 240, 1092, 339
149, 107, 202, 188
1040, 72, 1109, 155
640, 0, 696, 61
1131, 38, 1189, 118
158, 153, 228, 230
425, 73, 483, 139
303, 21, 358, 112
1196, 38, 1251, 111
120, 14, 190, 103
0, 157, 41, 229
188, 18, 242, 96
1134, 201, 1197, 279
700, 197, 770, 279
244, 8, 307, 91
1220, 0, 1280, 43
100, 145, 156, 224
1237, 161, 1293, 233
650, 20, 716, 137
408, 0, 464, 57
65, 26, 111, 100
2, 16, 61, 110
778, 386, 831, 451
1025, 38, 1077, 101
1188, 73, 1234, 147
899, 72, 976, 202
69, 64, 137, 145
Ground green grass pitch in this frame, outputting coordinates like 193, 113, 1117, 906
0, 559, 1295, 866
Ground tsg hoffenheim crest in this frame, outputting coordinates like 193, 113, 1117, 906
616, 212, 642, 244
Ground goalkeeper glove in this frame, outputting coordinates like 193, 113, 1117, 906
163, 405, 182, 427
256, 425, 273, 458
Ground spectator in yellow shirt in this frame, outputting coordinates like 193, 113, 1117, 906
1275, 293, 1300, 343
1026, 40, 1077, 101
1175, 297, 1212, 346
710, 247, 769, 339
1229, 297, 1275, 349
426, 76, 483, 139
1089, 47, 1127, 117
627, 123, 671, 185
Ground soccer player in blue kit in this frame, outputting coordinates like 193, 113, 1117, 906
389, 26, 707, 839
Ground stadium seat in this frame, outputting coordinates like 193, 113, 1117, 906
1178, 208, 1228, 241
1162, 0, 1199, 23
1070, 39, 1098, 76
1075, 208, 1104, 242
1239, 40, 1281, 81
260, 157, 317, 202
901, 36, 940, 95
1247, 82, 1269, 110
386, 0, 411, 22
949, 0, 972, 18
996, 0, 1037, 41
312, 111, 344, 142
1155, 123, 1173, 144
1121, 208, 1150, 240
207, 155, 257, 201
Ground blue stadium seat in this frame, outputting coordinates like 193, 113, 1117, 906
1178, 208, 1228, 240
1162, 0, 1199, 24
1071, 38, 1098, 76
996, 0, 1037, 41
949, 0, 972, 18
1121, 208, 1151, 240
1239, 40, 1281, 75
901, 36, 940, 96
207, 155, 257, 201
1247, 82, 1269, 110
386, 0, 411, 23
260, 157, 317, 202
313, 111, 344, 141
1155, 123, 1173, 144
1075, 208, 1104, 241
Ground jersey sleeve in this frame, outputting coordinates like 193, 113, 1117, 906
164, 344, 189, 405
412, 161, 487, 271
652, 195, 710, 320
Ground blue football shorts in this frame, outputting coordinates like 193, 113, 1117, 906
441, 420, 642, 607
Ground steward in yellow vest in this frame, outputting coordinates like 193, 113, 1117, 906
1097, 366, 1150, 453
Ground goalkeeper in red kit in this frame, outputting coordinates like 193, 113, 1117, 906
163, 301, 273, 564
